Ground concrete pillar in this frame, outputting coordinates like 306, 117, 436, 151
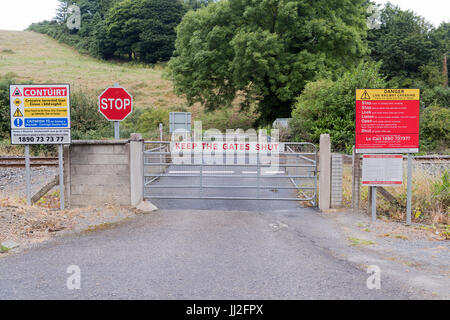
129, 133, 144, 207
319, 134, 331, 211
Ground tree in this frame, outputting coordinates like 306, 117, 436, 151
430, 22, 449, 86
367, 3, 435, 86
55, 0, 72, 23
290, 62, 386, 152
183, 0, 215, 10
168, 0, 368, 124
105, 0, 186, 63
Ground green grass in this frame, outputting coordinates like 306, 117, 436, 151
348, 237, 375, 246
0, 245, 9, 253
0, 30, 186, 110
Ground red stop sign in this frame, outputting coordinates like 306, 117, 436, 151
98, 87, 133, 121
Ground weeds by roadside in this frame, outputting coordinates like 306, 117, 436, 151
343, 160, 449, 227
348, 237, 375, 246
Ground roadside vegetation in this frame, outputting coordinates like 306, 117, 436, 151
342, 162, 449, 228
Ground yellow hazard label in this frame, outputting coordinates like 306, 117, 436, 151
13, 108, 23, 117
24, 108, 68, 117
356, 89, 420, 100
14, 98, 21, 106
24, 98, 68, 107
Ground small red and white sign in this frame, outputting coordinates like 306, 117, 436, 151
12, 87, 22, 96
98, 87, 133, 121
23, 87, 68, 97
362, 154, 403, 186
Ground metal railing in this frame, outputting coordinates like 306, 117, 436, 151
143, 141, 317, 204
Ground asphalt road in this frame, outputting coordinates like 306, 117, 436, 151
0, 153, 426, 299
0, 208, 426, 299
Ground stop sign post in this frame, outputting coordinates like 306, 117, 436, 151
98, 83, 133, 139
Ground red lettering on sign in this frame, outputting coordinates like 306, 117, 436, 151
24, 87, 67, 97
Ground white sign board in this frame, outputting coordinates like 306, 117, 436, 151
10, 84, 71, 144
362, 154, 403, 186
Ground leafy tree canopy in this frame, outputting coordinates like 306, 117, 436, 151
168, 0, 369, 124
367, 3, 436, 86
105, 0, 186, 63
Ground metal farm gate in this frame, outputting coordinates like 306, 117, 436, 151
143, 141, 317, 206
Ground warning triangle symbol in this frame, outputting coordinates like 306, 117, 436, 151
13, 108, 23, 117
360, 90, 371, 99
12, 88, 21, 96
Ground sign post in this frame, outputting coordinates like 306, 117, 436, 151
371, 187, 377, 222
406, 154, 413, 225
10, 84, 71, 209
113, 83, 120, 139
356, 89, 420, 224
98, 84, 133, 138
24, 144, 31, 205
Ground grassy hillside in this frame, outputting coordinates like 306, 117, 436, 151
0, 30, 186, 109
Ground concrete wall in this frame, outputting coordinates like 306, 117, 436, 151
64, 135, 143, 207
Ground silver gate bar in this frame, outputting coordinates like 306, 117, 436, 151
143, 196, 314, 201
144, 185, 315, 189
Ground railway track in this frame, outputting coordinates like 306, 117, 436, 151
0, 155, 447, 168
412, 155, 450, 163
333, 154, 449, 165
0, 156, 59, 168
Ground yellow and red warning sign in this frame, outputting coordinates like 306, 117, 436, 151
356, 89, 420, 101
355, 88, 420, 153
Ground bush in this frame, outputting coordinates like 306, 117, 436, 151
420, 104, 450, 153
70, 90, 113, 140
121, 107, 170, 139
290, 62, 386, 153
197, 105, 259, 132
432, 170, 450, 211
0, 77, 13, 141
421, 86, 450, 109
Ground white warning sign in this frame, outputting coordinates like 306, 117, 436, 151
362, 154, 403, 186
10, 84, 71, 145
